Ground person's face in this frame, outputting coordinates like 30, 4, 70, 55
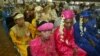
15, 17, 25, 27
64, 19, 73, 29
40, 30, 52, 40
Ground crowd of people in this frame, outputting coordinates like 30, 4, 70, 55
1, 1, 100, 56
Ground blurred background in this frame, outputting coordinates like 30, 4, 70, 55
0, 0, 100, 56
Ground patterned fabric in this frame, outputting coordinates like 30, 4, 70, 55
54, 27, 87, 56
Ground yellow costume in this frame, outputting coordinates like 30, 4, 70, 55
9, 22, 35, 56
31, 18, 39, 37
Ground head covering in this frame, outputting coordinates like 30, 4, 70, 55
80, 10, 91, 18
34, 6, 43, 12
37, 22, 53, 31
14, 13, 24, 20
63, 3, 69, 9
61, 10, 75, 19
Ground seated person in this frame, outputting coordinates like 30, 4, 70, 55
9, 13, 34, 56
29, 21, 58, 56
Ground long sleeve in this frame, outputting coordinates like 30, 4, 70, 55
29, 38, 42, 56
69, 36, 77, 48
31, 19, 39, 37
28, 23, 37, 39
85, 31, 99, 43
54, 28, 73, 56
74, 23, 82, 43
49, 35, 59, 56
65, 32, 77, 49
9, 30, 22, 45
32, 19, 37, 28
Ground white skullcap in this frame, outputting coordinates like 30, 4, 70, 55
14, 14, 24, 20
34, 6, 43, 12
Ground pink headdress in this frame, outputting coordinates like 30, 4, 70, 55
37, 23, 54, 31
61, 10, 75, 19
59, 10, 75, 43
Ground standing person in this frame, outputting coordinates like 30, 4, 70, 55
54, 10, 87, 56
9, 13, 34, 56
29, 21, 58, 56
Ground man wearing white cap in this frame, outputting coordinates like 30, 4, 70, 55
9, 13, 35, 56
